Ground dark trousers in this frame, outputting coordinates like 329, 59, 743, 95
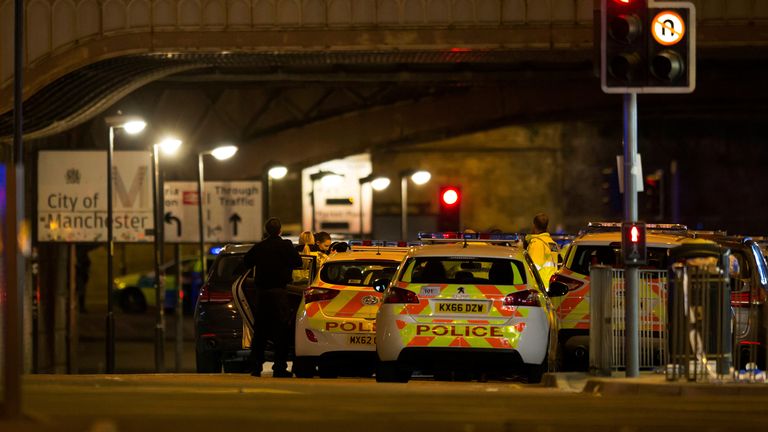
249, 288, 291, 372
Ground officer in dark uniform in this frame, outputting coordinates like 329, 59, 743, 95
242, 217, 302, 377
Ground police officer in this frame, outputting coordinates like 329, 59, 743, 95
242, 217, 302, 377
526, 213, 559, 288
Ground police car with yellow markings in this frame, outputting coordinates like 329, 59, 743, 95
374, 233, 568, 383
293, 242, 409, 378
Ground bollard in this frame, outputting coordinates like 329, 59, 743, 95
589, 265, 613, 376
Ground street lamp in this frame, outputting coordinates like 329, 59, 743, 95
358, 174, 391, 238
309, 170, 343, 232
149, 136, 182, 373
400, 170, 431, 241
198, 145, 238, 281
104, 115, 146, 374
264, 164, 288, 224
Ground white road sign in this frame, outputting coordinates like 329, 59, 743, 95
38, 151, 154, 242
164, 180, 263, 243
652, 11, 685, 46
205, 181, 262, 243
163, 181, 199, 243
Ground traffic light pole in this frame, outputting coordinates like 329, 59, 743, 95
623, 92, 640, 378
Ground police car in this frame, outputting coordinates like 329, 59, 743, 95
374, 233, 568, 383
293, 242, 408, 378
551, 222, 717, 370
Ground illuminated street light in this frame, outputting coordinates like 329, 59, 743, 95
103, 115, 146, 374
198, 144, 239, 280
411, 170, 431, 185
211, 145, 238, 161
264, 163, 289, 223
150, 136, 182, 373
310, 170, 344, 232
268, 165, 288, 180
359, 174, 391, 238
400, 169, 432, 241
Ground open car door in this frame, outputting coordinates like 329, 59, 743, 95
232, 255, 317, 350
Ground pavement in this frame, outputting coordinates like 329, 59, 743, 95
542, 370, 768, 396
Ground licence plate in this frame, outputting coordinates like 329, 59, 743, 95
348, 335, 376, 345
435, 302, 487, 314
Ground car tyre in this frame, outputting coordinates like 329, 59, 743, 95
376, 361, 411, 383
118, 287, 147, 314
196, 350, 222, 373
292, 356, 316, 378
523, 358, 546, 384
317, 360, 339, 379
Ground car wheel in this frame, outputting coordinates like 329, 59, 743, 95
196, 351, 222, 373
523, 358, 546, 384
119, 287, 147, 314
317, 360, 339, 379
292, 356, 316, 378
376, 361, 411, 383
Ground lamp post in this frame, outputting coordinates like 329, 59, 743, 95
197, 145, 238, 280
150, 137, 181, 373
264, 164, 288, 223
358, 174, 391, 239
104, 115, 146, 373
400, 170, 431, 241
309, 170, 343, 232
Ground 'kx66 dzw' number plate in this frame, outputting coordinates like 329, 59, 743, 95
435, 302, 487, 314
349, 335, 375, 345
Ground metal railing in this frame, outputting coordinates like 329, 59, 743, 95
666, 261, 732, 382
590, 266, 668, 373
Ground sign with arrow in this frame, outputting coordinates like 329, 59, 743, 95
163, 180, 262, 243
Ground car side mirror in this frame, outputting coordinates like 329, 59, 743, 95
547, 281, 569, 297
373, 278, 391, 293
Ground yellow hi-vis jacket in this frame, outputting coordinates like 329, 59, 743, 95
527, 232, 559, 288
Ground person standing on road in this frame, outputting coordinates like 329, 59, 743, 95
526, 213, 560, 289
296, 231, 316, 254
242, 217, 303, 377
313, 231, 332, 266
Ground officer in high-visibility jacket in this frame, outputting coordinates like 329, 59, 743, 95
526, 213, 559, 288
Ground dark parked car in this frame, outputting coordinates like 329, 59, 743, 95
194, 244, 251, 372
194, 243, 316, 373
702, 236, 768, 369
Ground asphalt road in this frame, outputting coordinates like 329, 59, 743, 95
4, 374, 768, 432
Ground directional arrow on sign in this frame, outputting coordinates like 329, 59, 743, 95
229, 213, 242, 236
164, 212, 182, 238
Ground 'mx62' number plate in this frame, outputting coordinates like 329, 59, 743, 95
349, 335, 375, 345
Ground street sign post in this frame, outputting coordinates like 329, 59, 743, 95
37, 151, 154, 243
164, 180, 262, 243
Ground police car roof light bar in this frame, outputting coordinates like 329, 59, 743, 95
417, 232, 521, 245
586, 222, 688, 233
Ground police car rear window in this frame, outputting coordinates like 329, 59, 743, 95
567, 245, 669, 275
399, 258, 526, 285
320, 261, 400, 287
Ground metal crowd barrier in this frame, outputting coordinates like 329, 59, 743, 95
666, 260, 731, 382
590, 266, 668, 374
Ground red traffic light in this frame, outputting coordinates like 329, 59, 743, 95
441, 187, 460, 206
630, 225, 639, 242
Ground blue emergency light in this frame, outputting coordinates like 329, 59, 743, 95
209, 246, 224, 255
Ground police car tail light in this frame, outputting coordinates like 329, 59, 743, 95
503, 290, 540, 307
305, 329, 318, 343
550, 274, 584, 292
198, 283, 232, 304
383, 287, 419, 304
304, 287, 340, 304
731, 292, 752, 308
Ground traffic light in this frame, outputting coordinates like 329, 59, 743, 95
621, 221, 647, 266
437, 186, 461, 231
601, 0, 696, 94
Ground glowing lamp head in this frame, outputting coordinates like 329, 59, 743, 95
410, 171, 431, 185
268, 165, 288, 180
122, 120, 147, 135
370, 177, 391, 191
211, 145, 238, 161
157, 137, 182, 155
